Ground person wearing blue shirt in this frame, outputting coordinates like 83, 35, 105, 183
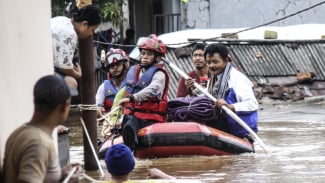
205, 43, 258, 144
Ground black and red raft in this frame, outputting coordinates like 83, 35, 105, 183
135, 122, 254, 158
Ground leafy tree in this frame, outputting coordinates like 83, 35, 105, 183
51, 0, 124, 27
102, 0, 123, 28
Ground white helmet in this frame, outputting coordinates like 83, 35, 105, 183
105, 48, 129, 67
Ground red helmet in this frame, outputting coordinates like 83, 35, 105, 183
105, 48, 129, 67
138, 34, 166, 56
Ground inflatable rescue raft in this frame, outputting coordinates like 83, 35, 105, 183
135, 122, 254, 158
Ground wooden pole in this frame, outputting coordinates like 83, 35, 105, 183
79, 35, 99, 170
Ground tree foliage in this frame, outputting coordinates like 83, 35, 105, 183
102, 0, 123, 27
51, 0, 124, 28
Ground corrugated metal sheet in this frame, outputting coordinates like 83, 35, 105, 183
306, 43, 325, 79
165, 50, 194, 99
164, 39, 325, 99
230, 44, 296, 76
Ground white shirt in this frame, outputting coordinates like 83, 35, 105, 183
133, 70, 166, 102
227, 68, 258, 112
51, 16, 78, 69
96, 83, 105, 105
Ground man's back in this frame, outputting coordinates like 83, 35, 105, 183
3, 124, 61, 183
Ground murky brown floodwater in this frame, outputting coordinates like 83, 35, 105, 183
65, 101, 325, 183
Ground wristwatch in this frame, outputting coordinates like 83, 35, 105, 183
128, 95, 134, 102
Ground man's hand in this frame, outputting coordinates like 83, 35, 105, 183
97, 107, 105, 117
185, 78, 197, 96
73, 63, 82, 79
118, 97, 131, 106
215, 99, 235, 111
147, 168, 175, 179
185, 78, 195, 91
56, 125, 69, 134
61, 163, 83, 183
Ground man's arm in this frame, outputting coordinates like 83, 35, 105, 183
57, 63, 82, 79
148, 168, 175, 179
95, 83, 105, 105
232, 75, 258, 112
96, 83, 106, 116
176, 77, 187, 97
133, 71, 166, 102
17, 145, 49, 183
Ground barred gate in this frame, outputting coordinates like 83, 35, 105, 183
153, 13, 181, 35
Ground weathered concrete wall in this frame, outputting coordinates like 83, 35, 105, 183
0, 0, 53, 167
184, 0, 325, 29
183, 0, 210, 29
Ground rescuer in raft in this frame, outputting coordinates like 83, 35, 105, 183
95, 48, 129, 139
118, 34, 169, 152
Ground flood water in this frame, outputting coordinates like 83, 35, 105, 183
65, 100, 325, 183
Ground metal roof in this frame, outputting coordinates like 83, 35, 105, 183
164, 39, 325, 99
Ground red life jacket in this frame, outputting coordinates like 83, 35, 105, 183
124, 65, 169, 122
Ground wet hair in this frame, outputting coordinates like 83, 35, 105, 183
204, 43, 229, 61
33, 75, 71, 110
192, 43, 206, 55
71, 5, 101, 26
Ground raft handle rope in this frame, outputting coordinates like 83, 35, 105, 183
186, 99, 193, 119
96, 105, 121, 122
161, 57, 268, 154
70, 104, 122, 124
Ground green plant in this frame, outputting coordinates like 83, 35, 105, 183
102, 0, 123, 27
51, 0, 124, 28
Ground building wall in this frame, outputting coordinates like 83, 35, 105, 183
0, 0, 53, 167
183, 0, 210, 29
184, 0, 325, 29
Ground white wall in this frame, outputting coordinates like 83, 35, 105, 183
184, 0, 325, 29
0, 0, 53, 167
210, 0, 325, 28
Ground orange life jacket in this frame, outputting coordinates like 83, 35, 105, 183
124, 65, 169, 122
